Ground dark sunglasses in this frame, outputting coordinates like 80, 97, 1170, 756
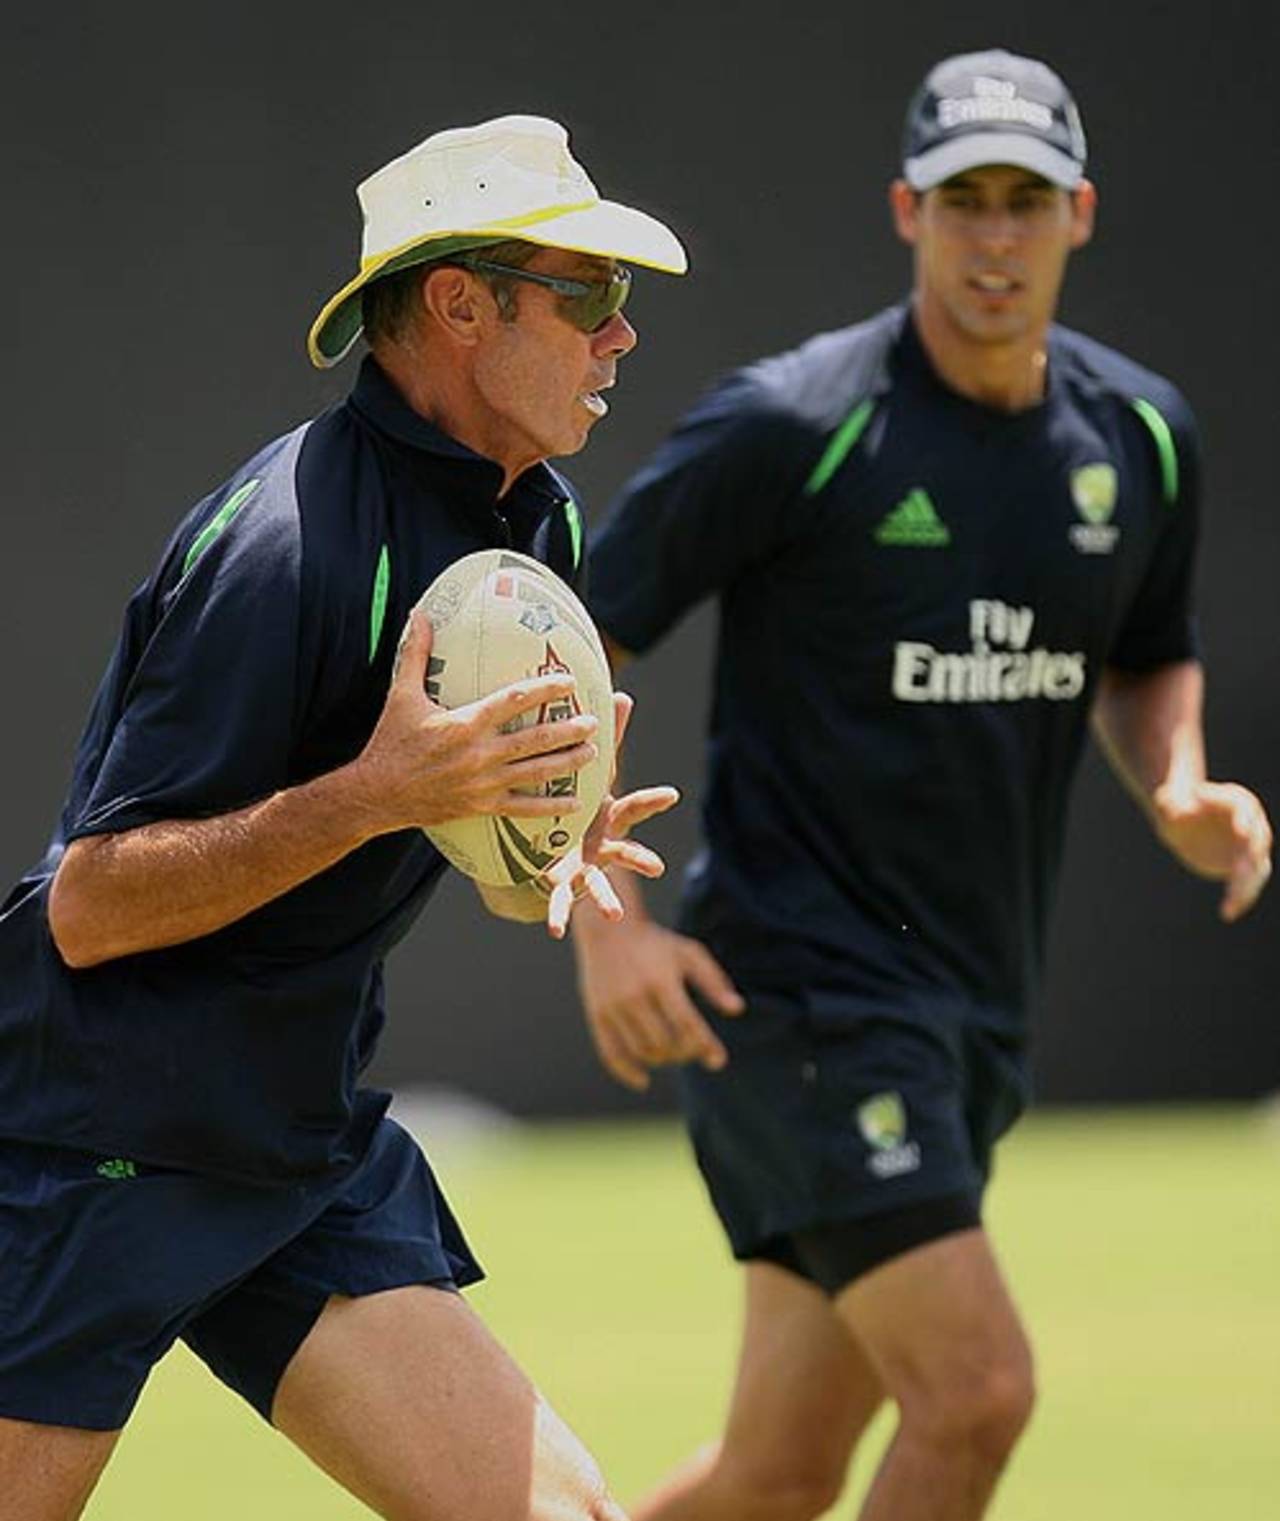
457, 257, 632, 332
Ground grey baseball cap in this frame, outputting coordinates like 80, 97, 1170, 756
902, 49, 1087, 191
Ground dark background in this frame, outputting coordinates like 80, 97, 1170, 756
5, 1, 1277, 1115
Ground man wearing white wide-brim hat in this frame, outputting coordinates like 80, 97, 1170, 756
0, 115, 683, 1519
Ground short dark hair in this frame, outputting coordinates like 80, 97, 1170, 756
362, 238, 541, 347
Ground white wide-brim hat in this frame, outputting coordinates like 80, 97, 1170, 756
308, 114, 688, 368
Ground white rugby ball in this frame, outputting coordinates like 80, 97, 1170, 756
415, 550, 614, 887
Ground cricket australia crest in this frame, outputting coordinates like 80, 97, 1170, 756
1069, 463, 1120, 554
856, 1091, 922, 1178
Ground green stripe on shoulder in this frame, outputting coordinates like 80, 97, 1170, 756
181, 478, 261, 577
1130, 397, 1179, 505
804, 400, 876, 497
369, 543, 391, 663
563, 496, 583, 570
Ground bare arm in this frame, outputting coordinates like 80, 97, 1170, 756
52, 769, 389, 967
1092, 660, 1271, 921
49, 610, 597, 969
1091, 659, 1206, 810
568, 634, 745, 1089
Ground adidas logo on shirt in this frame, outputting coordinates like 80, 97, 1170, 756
874, 488, 950, 547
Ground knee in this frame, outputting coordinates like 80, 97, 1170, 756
971, 1357, 1036, 1460
714, 1450, 848, 1521
752, 1473, 845, 1521
904, 1353, 1036, 1468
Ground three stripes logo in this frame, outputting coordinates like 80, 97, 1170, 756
874, 488, 950, 547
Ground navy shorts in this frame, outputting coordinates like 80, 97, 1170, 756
678, 979, 1028, 1263
0, 1117, 481, 1431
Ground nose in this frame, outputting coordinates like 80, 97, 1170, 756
976, 210, 1019, 254
593, 311, 637, 358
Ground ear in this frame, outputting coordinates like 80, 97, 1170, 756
421, 264, 489, 346
1069, 179, 1098, 251
889, 179, 921, 246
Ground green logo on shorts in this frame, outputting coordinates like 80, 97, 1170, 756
96, 1158, 137, 1180
855, 1092, 921, 1179
856, 1092, 907, 1150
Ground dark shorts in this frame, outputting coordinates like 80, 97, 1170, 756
678, 980, 1027, 1284
0, 1117, 481, 1431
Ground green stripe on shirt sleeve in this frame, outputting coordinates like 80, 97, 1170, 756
804, 400, 876, 496
563, 496, 583, 570
1130, 398, 1180, 505
181, 478, 262, 577
368, 543, 391, 662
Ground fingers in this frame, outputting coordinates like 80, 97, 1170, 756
546, 867, 621, 941
496, 710, 598, 761
455, 739, 600, 818
606, 992, 705, 1073
546, 879, 574, 941
393, 607, 433, 688
591, 980, 732, 1079
467, 671, 583, 731
613, 690, 634, 755
607, 939, 744, 1072
1221, 787, 1272, 922
499, 791, 590, 819
653, 985, 730, 1071
595, 838, 666, 879
680, 938, 746, 1016
607, 786, 681, 835
1221, 850, 1272, 922
583, 863, 623, 920
1232, 788, 1273, 853
500, 741, 598, 791
603, 690, 634, 794
588, 1015, 652, 1092
576, 786, 678, 868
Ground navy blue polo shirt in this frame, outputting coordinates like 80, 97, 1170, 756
0, 357, 584, 1183
588, 304, 1200, 1025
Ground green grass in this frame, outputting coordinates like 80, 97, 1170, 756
86, 1107, 1280, 1519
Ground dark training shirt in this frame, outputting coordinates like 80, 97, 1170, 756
589, 305, 1199, 1026
0, 358, 584, 1183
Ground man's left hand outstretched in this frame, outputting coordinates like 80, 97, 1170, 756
540, 691, 679, 938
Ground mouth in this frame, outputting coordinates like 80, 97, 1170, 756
579, 379, 615, 418
967, 271, 1022, 299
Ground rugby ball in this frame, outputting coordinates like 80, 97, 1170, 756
415, 549, 614, 887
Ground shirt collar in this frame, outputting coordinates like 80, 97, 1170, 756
895, 306, 1055, 423
346, 355, 564, 508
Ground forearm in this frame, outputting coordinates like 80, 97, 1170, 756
49, 761, 385, 968
1090, 660, 1205, 819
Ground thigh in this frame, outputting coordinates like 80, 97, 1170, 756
0, 1417, 119, 1521
834, 1228, 1032, 1410
272, 1285, 621, 1521
720, 1260, 883, 1485
183, 1117, 482, 1422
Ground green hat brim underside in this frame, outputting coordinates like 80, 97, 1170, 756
319, 232, 515, 363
